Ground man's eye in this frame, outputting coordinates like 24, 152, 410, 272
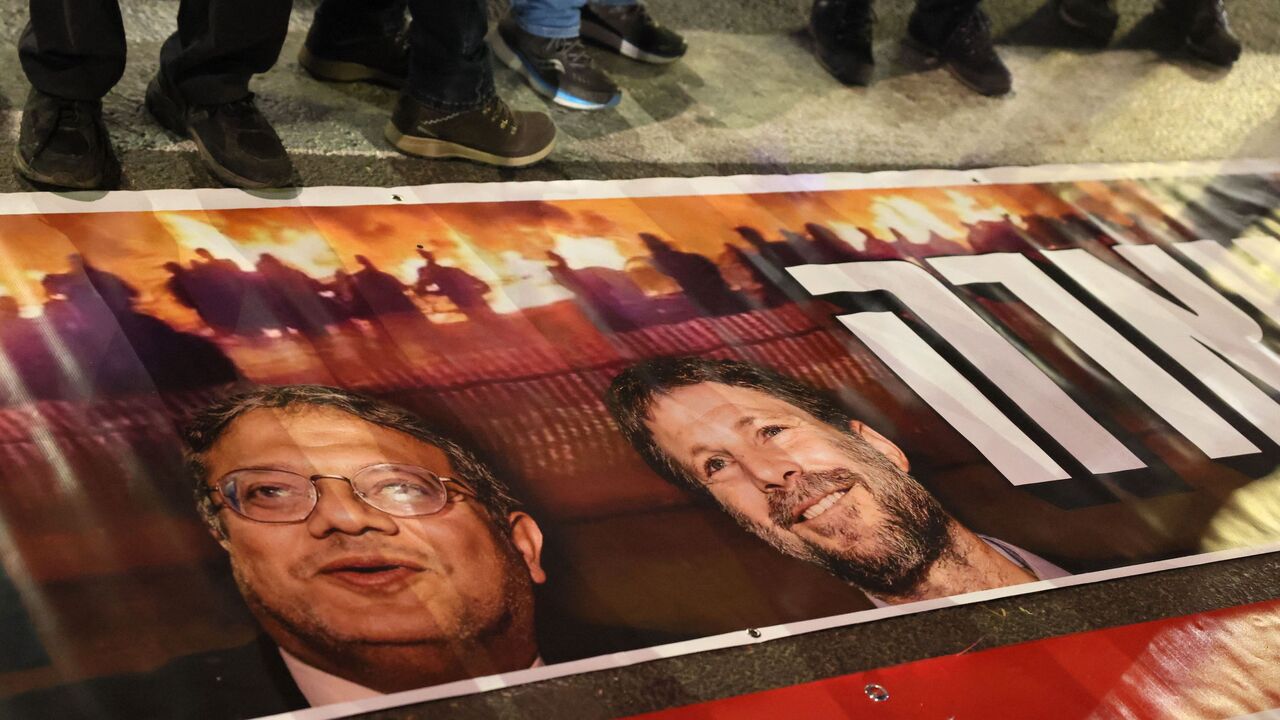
244, 484, 296, 502
703, 457, 728, 478
371, 481, 432, 500
760, 425, 787, 439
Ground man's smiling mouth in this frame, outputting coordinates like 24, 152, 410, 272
318, 557, 425, 588
797, 488, 850, 524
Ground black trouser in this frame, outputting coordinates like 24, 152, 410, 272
908, 0, 983, 45
310, 0, 496, 109
19, 0, 291, 104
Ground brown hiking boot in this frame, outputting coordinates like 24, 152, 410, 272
385, 94, 556, 168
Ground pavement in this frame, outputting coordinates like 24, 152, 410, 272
0, 0, 1277, 191
0, 2, 1278, 719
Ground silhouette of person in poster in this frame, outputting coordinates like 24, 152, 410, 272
0, 296, 63, 400
348, 255, 421, 320
639, 233, 747, 317
255, 254, 335, 337
545, 250, 649, 332
803, 223, 860, 264
170, 250, 281, 337
734, 226, 806, 268
42, 256, 238, 394
414, 248, 497, 322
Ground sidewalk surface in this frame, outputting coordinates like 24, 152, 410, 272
0, 3, 1277, 720
0, 0, 1276, 191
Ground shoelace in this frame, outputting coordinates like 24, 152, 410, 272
479, 97, 519, 134
544, 36, 596, 69
55, 103, 86, 133
947, 11, 995, 56
391, 22, 411, 59
40, 100, 98, 157
195, 94, 266, 126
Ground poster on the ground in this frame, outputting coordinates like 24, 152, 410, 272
1, 160, 1279, 719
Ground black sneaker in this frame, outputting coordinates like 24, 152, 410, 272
809, 0, 875, 86
385, 93, 556, 167
1167, 0, 1242, 67
14, 88, 119, 190
581, 2, 687, 64
299, 18, 409, 87
1057, 0, 1119, 45
489, 15, 622, 110
146, 72, 294, 189
908, 9, 1012, 97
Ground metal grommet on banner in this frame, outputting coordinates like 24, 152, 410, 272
864, 683, 889, 702
747, 628, 762, 638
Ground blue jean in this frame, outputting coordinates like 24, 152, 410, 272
510, 0, 637, 39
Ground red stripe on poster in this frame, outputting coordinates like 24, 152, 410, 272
620, 598, 1280, 719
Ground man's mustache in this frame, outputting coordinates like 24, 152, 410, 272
291, 536, 439, 578
769, 468, 864, 529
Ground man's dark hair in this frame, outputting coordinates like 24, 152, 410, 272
184, 385, 520, 534
604, 357, 854, 493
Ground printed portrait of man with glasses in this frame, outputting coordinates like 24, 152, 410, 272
186, 384, 548, 712
3, 385, 548, 719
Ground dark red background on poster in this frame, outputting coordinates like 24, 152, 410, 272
621, 599, 1280, 720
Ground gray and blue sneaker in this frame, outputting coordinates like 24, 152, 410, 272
489, 15, 622, 111
581, 2, 687, 64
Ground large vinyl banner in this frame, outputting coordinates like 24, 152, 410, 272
1, 161, 1279, 719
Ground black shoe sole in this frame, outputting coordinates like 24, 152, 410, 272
13, 146, 117, 191
579, 20, 684, 64
298, 46, 405, 88
145, 77, 292, 190
903, 34, 1011, 97
1185, 38, 1240, 68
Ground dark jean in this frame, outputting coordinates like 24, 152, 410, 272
907, 0, 985, 46
19, 0, 290, 104
311, 0, 496, 109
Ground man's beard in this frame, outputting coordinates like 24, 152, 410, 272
726, 433, 953, 598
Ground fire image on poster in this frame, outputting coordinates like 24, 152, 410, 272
0, 161, 1278, 719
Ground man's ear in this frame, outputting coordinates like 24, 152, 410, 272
507, 511, 547, 585
848, 420, 910, 472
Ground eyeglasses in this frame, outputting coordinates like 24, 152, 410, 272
210, 463, 475, 523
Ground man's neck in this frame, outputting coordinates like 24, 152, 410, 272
275, 634, 540, 694
871, 524, 1035, 606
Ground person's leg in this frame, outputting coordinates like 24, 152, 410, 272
510, 0, 587, 40
403, 0, 495, 110
1056, 0, 1119, 45
145, 0, 294, 188
14, 0, 125, 189
491, 0, 621, 109
908, 0, 981, 48
384, 0, 556, 166
580, 0, 687, 64
906, 0, 1012, 97
300, 0, 409, 86
1162, 0, 1241, 67
157, 0, 291, 105
809, 0, 875, 87
312, 0, 405, 38
19, 0, 126, 101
